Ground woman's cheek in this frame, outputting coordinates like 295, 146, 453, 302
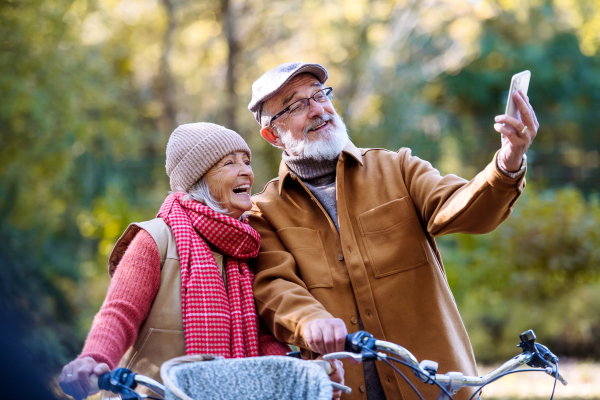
205, 168, 230, 204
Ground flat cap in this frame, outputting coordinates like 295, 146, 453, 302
248, 62, 328, 124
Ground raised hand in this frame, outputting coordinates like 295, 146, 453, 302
494, 90, 539, 172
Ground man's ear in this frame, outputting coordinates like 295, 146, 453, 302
260, 126, 284, 148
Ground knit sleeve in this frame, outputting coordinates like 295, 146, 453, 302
258, 320, 291, 356
79, 230, 161, 369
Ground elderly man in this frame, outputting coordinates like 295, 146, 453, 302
247, 62, 537, 400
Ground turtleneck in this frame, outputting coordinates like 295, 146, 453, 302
282, 151, 339, 230
282, 152, 338, 180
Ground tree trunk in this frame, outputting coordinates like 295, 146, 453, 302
221, 0, 239, 133
158, 0, 177, 131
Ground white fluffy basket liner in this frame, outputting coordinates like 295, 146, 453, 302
160, 355, 333, 400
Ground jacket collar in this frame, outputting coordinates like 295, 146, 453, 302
278, 140, 363, 195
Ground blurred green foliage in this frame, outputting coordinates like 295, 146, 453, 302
1, 0, 599, 394
439, 187, 600, 362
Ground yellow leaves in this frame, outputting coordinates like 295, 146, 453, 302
329, 46, 349, 63
562, 148, 600, 169
181, 19, 222, 48
369, 1, 394, 20
472, 1, 499, 20
447, 16, 481, 43
367, 23, 388, 45
486, 51, 505, 69
76, 212, 97, 238
439, 135, 462, 176
75, 187, 137, 261
578, 14, 600, 56
80, 12, 111, 45
357, 94, 383, 127
422, 83, 445, 102
343, 0, 367, 22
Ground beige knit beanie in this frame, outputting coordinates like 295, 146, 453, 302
166, 122, 251, 192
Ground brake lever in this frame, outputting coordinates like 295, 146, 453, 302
323, 352, 363, 362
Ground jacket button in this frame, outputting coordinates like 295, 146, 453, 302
359, 385, 366, 393
338, 253, 344, 261
351, 317, 358, 324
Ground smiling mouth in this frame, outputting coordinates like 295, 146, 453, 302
232, 184, 250, 195
309, 121, 328, 131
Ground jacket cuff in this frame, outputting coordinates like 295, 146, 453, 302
295, 311, 336, 348
485, 150, 527, 192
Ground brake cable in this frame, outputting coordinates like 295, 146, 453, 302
467, 368, 548, 400
361, 347, 425, 400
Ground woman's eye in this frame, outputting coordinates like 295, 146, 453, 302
224, 161, 233, 166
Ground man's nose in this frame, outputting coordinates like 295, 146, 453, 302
306, 98, 325, 119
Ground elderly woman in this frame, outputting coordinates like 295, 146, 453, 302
59, 123, 343, 400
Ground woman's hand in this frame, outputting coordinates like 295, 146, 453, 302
316, 355, 345, 400
59, 357, 110, 400
494, 89, 539, 172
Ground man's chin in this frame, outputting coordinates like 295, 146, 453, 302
307, 124, 336, 141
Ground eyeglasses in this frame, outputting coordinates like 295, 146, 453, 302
269, 87, 334, 124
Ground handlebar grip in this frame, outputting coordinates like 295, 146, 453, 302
312, 360, 334, 375
89, 375, 99, 394
345, 331, 376, 353
88, 372, 111, 395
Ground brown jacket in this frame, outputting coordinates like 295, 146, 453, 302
102, 218, 223, 399
248, 142, 525, 400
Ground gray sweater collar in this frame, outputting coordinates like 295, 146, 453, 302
282, 152, 338, 180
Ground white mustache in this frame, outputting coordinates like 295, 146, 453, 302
303, 113, 334, 135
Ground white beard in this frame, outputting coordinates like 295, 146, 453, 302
278, 112, 349, 161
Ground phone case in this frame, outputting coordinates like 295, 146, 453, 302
505, 70, 531, 117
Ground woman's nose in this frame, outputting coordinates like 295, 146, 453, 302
239, 163, 253, 176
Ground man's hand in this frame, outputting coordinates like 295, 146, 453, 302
60, 357, 110, 400
304, 318, 347, 355
494, 89, 539, 172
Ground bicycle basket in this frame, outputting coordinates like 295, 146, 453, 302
160, 355, 333, 400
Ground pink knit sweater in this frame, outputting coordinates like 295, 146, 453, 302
79, 230, 288, 368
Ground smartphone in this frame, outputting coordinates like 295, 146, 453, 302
505, 70, 531, 118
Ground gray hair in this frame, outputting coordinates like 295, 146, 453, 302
173, 177, 229, 214
260, 108, 272, 129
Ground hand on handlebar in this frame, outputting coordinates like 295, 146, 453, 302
316, 355, 345, 400
304, 318, 347, 355
60, 357, 110, 400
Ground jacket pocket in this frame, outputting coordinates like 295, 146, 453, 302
277, 227, 333, 289
357, 197, 428, 278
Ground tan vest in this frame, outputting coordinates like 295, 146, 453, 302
102, 218, 224, 399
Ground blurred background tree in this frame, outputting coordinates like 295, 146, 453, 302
1, 0, 599, 395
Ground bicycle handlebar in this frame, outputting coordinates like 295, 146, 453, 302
89, 368, 165, 399
325, 329, 568, 396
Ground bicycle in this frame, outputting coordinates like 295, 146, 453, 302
323, 329, 567, 400
88, 354, 352, 400
89, 329, 566, 400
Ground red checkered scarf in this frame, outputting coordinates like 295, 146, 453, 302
157, 192, 260, 358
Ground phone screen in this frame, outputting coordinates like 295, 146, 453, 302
505, 70, 531, 118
